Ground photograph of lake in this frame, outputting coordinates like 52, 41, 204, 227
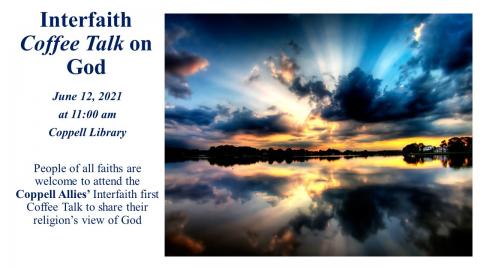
164, 14, 472, 256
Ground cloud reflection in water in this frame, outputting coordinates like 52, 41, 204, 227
165, 155, 471, 255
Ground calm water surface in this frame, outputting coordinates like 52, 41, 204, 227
165, 155, 472, 256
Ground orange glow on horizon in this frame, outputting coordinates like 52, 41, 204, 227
335, 136, 455, 151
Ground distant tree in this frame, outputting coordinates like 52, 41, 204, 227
461, 136, 472, 151
418, 143, 425, 152
325, 148, 341, 155
447, 137, 472, 153
440, 140, 447, 149
401, 137, 472, 156
447, 137, 464, 152
402, 143, 420, 154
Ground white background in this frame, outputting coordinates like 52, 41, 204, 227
0, 0, 479, 269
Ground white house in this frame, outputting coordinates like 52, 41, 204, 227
434, 146, 447, 153
423, 145, 434, 152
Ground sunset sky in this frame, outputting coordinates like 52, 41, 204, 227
165, 14, 472, 151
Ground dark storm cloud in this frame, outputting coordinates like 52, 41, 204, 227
451, 66, 473, 96
310, 15, 471, 130
166, 105, 218, 126
165, 51, 209, 78
214, 108, 296, 135
165, 104, 299, 149
321, 68, 386, 122
164, 15, 471, 144
320, 66, 471, 124
418, 14, 472, 74
165, 74, 191, 99
165, 27, 209, 99
167, 104, 298, 136
215, 104, 231, 116
290, 76, 331, 102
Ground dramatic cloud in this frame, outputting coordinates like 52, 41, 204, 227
165, 74, 191, 99
215, 104, 232, 116
289, 76, 331, 102
265, 50, 332, 103
166, 105, 218, 126
165, 105, 300, 149
321, 68, 385, 122
320, 66, 471, 124
166, 51, 209, 78
165, 14, 471, 149
165, 27, 209, 99
306, 15, 471, 141
417, 15, 472, 74
214, 108, 297, 135
265, 53, 299, 85
166, 105, 296, 135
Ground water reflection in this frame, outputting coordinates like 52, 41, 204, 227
165, 155, 472, 256
403, 154, 472, 169
204, 155, 344, 167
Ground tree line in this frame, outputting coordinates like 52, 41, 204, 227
402, 136, 472, 154
166, 144, 401, 162
166, 136, 472, 163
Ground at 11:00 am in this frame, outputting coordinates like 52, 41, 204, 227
70, 109, 116, 119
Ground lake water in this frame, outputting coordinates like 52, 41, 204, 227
165, 155, 472, 256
